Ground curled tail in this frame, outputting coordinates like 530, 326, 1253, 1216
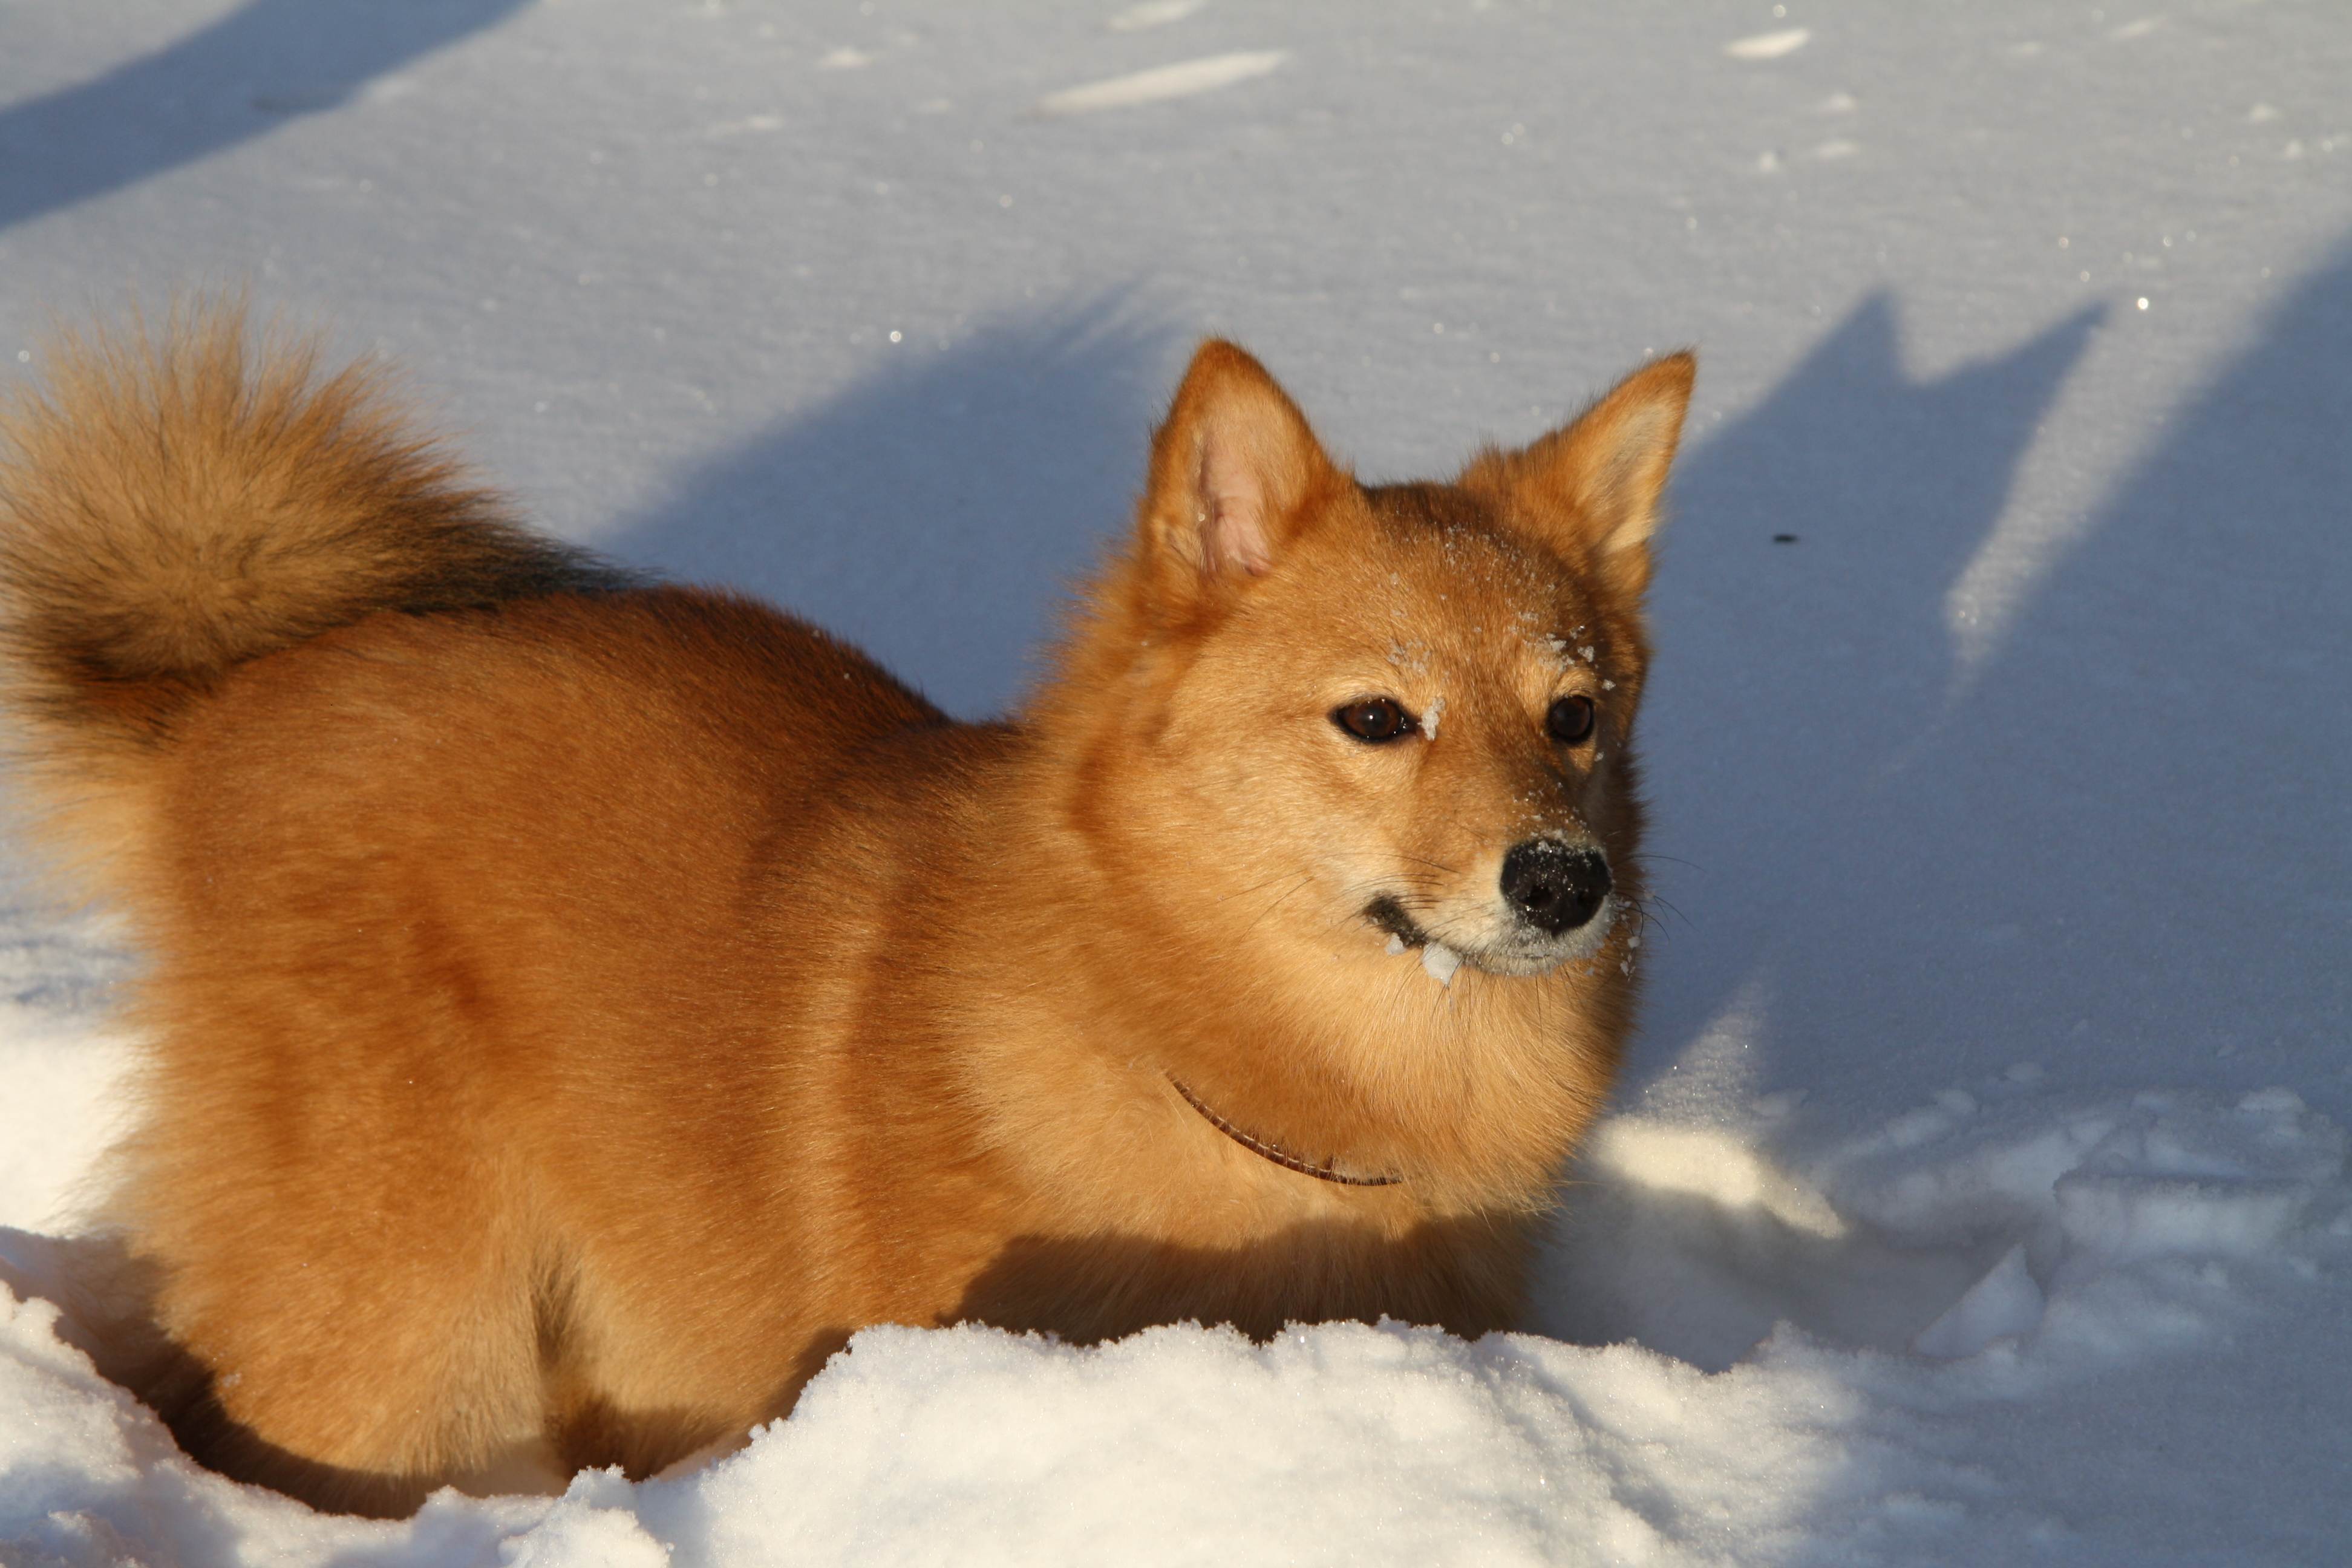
0, 304, 626, 748
0, 304, 629, 881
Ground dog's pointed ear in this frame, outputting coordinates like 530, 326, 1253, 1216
1475, 352, 1695, 600
1135, 341, 1342, 614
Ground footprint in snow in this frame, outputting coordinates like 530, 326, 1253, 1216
1540, 1086, 2348, 1373
1873, 1086, 2348, 1359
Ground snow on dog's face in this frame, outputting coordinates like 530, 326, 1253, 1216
1062, 340, 1690, 990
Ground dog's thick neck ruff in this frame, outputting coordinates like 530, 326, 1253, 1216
1166, 1075, 1403, 1187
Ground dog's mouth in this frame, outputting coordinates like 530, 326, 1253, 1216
1362, 895, 1429, 949
1359, 893, 1617, 979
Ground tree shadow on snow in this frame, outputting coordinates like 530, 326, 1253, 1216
0, 0, 531, 234
606, 296, 1181, 719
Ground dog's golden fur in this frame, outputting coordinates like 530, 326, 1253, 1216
0, 307, 1693, 1515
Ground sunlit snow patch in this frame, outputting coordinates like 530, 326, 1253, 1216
1033, 51, 1287, 117
1584, 1120, 1846, 1239
1725, 27, 1811, 61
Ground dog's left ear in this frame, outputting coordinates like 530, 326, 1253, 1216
1134, 340, 1344, 618
1471, 352, 1696, 601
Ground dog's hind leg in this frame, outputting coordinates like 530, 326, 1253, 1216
119, 1141, 554, 1517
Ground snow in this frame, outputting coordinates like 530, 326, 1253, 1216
1910, 1243, 2041, 1361
1031, 50, 1287, 117
1724, 28, 1812, 64
5, 1081, 2346, 1564
1108, 2, 1207, 36
2, 0, 2350, 1562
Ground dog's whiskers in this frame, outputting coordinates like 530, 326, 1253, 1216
1242, 872, 1318, 935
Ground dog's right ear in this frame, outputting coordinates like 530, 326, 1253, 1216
1134, 341, 1342, 619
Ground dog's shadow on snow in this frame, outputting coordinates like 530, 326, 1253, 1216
0, 0, 532, 236
607, 297, 1180, 720
1621, 290, 2106, 1090
1537, 243, 2352, 1350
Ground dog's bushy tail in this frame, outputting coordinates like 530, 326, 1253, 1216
0, 304, 626, 880
0, 304, 622, 745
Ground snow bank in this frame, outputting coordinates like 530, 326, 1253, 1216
5, 1039, 2344, 1566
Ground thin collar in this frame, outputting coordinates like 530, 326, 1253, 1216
1167, 1075, 1403, 1188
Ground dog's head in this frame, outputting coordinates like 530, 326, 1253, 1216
1051, 341, 1691, 997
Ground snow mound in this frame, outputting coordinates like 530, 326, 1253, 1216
4, 1083, 2342, 1567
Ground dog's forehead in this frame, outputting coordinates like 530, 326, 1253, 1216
1355, 483, 1589, 633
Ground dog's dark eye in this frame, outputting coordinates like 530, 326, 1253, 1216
1334, 697, 1413, 743
1546, 695, 1597, 745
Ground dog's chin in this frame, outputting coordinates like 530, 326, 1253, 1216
1451, 895, 1620, 978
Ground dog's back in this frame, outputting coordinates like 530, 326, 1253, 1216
0, 311, 983, 1506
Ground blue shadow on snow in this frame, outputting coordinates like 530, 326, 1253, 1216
0, 0, 530, 234
1629, 243, 2352, 1120
609, 297, 1181, 721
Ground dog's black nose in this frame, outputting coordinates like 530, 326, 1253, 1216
1499, 841, 1611, 935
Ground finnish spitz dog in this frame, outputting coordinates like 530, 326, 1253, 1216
0, 309, 1692, 1514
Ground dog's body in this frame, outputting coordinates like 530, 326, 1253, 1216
0, 313, 1691, 1514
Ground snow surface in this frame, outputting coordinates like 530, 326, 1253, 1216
2, 1, 2349, 1562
